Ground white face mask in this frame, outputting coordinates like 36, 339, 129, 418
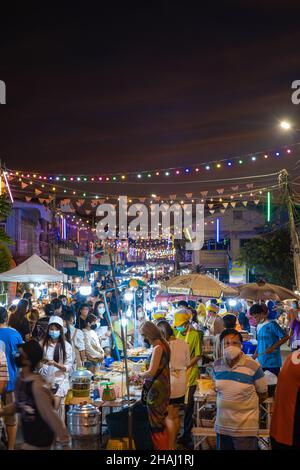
224, 346, 241, 361
63, 327, 68, 335
69, 324, 75, 333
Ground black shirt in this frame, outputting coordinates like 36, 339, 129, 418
9, 315, 30, 341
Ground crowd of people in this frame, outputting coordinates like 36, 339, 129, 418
0, 287, 299, 450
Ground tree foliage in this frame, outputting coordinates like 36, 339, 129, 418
238, 228, 294, 289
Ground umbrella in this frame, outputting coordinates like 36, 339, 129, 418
237, 281, 300, 301
119, 278, 147, 289
161, 274, 238, 298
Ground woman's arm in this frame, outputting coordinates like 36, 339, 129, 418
139, 345, 163, 378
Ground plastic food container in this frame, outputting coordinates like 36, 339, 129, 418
71, 367, 93, 398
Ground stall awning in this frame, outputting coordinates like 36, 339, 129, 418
0, 254, 67, 282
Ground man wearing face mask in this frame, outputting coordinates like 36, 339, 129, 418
250, 304, 289, 376
83, 314, 104, 371
174, 310, 201, 447
0, 340, 71, 450
58, 295, 71, 316
213, 329, 268, 450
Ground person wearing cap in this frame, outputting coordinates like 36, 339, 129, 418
40, 316, 73, 411
205, 302, 223, 336
174, 310, 202, 447
152, 311, 167, 323
0, 340, 71, 450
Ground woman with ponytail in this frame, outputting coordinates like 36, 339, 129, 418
138, 321, 171, 450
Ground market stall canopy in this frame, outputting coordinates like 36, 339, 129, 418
161, 274, 239, 298
237, 281, 300, 301
119, 278, 147, 289
0, 254, 67, 282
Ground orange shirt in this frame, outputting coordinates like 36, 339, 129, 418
270, 350, 300, 446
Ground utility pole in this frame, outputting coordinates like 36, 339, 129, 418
49, 195, 57, 268
279, 169, 300, 290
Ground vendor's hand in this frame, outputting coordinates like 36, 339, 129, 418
47, 360, 55, 366
252, 353, 258, 360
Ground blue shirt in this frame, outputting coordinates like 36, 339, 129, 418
257, 320, 286, 368
0, 327, 23, 392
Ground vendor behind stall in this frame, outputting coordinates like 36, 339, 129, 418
174, 310, 201, 447
112, 316, 134, 354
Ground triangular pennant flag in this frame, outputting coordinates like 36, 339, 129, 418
220, 209, 226, 214
230, 201, 237, 207
222, 202, 229, 208
25, 196, 32, 202
209, 210, 215, 214
35, 189, 42, 195
185, 193, 193, 199
242, 201, 248, 207
21, 182, 28, 189
76, 201, 82, 207
48, 196, 54, 201
246, 183, 254, 189
38, 198, 45, 204
85, 210, 91, 215
254, 200, 260, 205
231, 186, 239, 191
208, 204, 214, 209
201, 191, 208, 197
169, 195, 177, 200
99, 199, 106, 204
216, 188, 224, 194
139, 198, 146, 203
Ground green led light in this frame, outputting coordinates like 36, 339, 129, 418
267, 191, 271, 222
238, 160, 243, 164
113, 176, 117, 181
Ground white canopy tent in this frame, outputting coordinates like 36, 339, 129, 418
0, 254, 67, 282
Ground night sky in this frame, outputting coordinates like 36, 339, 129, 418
1, 1, 300, 196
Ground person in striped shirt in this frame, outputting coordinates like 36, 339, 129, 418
0, 349, 8, 394
213, 329, 268, 450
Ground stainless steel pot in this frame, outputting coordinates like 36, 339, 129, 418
67, 403, 100, 438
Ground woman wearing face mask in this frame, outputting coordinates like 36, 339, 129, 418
205, 303, 223, 336
93, 301, 112, 349
83, 314, 104, 372
63, 311, 86, 368
40, 316, 73, 411
213, 329, 268, 450
139, 321, 171, 450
